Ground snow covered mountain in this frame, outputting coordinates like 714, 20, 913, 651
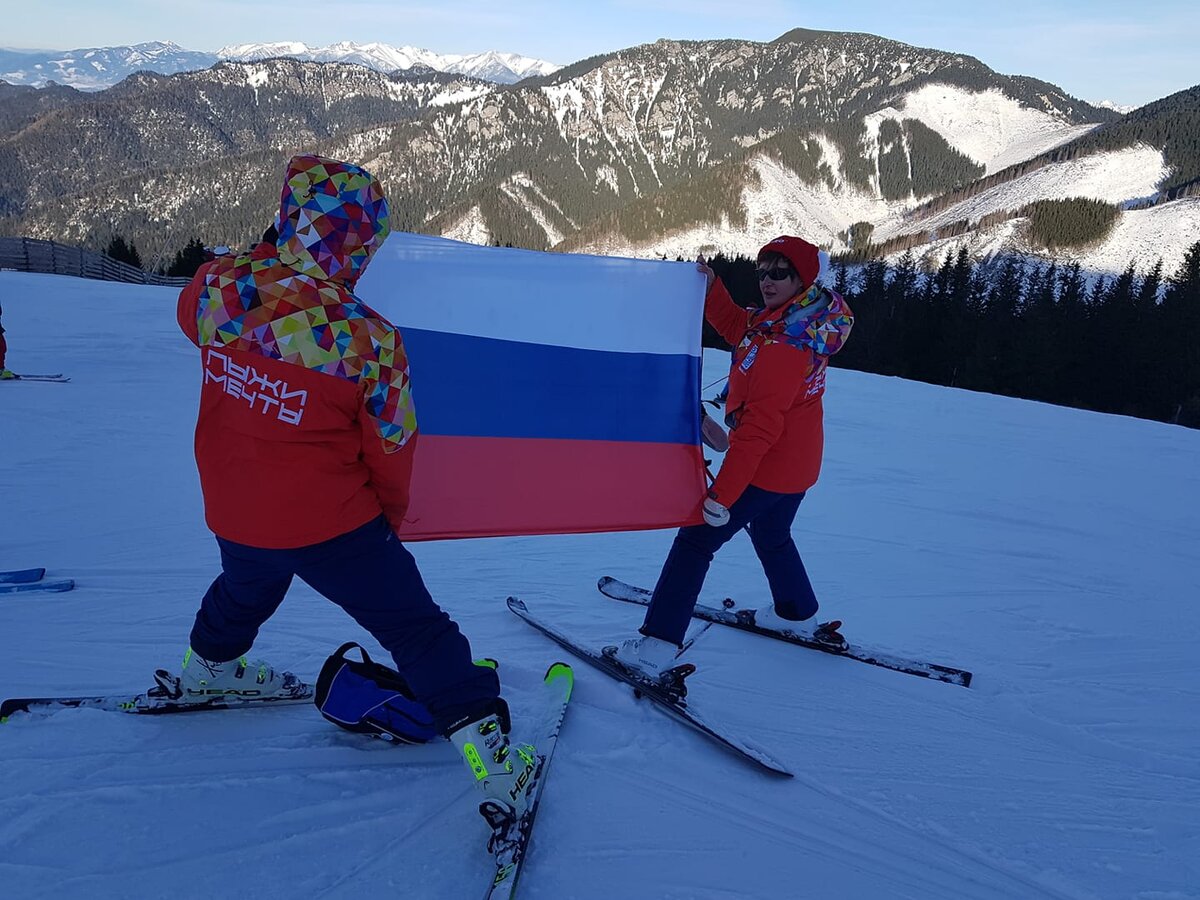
1092, 99, 1137, 114
0, 41, 217, 90
217, 41, 559, 84
2, 267, 1197, 899
0, 40, 558, 89
6, 28, 1198, 278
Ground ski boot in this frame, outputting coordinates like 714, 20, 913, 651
153, 647, 306, 702
751, 606, 849, 652
605, 635, 696, 701
446, 700, 539, 831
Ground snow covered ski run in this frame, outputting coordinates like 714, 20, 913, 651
0, 577, 74, 594
598, 576, 974, 688
506, 597, 792, 778
0, 567, 47, 584
2, 373, 71, 382
0, 673, 313, 722
483, 661, 574, 900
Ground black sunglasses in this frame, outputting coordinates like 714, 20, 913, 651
755, 266, 795, 282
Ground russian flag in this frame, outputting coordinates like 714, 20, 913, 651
357, 233, 708, 540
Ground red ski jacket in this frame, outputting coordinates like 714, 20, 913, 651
705, 278, 854, 506
177, 155, 417, 549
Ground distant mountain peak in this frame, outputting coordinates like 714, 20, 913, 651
1092, 99, 1137, 114
0, 40, 559, 90
216, 40, 559, 84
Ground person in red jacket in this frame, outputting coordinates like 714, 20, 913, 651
167, 154, 538, 827
0, 302, 13, 379
615, 235, 855, 677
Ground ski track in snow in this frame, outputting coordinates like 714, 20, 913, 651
2, 271, 1199, 899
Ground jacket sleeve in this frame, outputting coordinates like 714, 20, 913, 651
357, 389, 415, 535
704, 278, 751, 347
708, 343, 809, 507
176, 262, 221, 348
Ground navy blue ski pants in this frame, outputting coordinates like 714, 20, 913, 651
190, 515, 498, 732
641, 485, 818, 646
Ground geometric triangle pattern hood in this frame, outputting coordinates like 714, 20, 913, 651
275, 153, 391, 288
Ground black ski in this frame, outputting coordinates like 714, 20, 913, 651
1, 674, 313, 722
0, 568, 46, 584
483, 661, 573, 900
599, 577, 973, 688
6, 373, 70, 383
507, 597, 791, 778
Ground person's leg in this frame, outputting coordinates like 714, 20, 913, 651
189, 538, 294, 662
746, 491, 818, 620
641, 486, 782, 645
294, 516, 499, 733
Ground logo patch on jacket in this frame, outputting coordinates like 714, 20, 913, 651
738, 344, 759, 373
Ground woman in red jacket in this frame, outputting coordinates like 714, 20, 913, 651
615, 236, 855, 677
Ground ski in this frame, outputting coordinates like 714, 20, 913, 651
0, 568, 46, 584
598, 577, 973, 688
507, 597, 792, 778
1, 675, 314, 722
484, 661, 574, 900
0, 578, 74, 594
5, 373, 71, 382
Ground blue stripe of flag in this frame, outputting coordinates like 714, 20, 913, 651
402, 328, 700, 444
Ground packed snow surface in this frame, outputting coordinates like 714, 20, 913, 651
1, 271, 1197, 899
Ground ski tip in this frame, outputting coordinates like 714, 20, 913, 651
506, 596, 527, 613
543, 662, 574, 697
597, 575, 614, 590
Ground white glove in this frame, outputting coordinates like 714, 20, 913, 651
703, 496, 730, 528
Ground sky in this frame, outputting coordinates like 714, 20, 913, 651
1, 0, 1196, 106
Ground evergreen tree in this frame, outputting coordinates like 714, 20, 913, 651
833, 261, 849, 297
105, 235, 143, 269
1023, 261, 1062, 402
883, 253, 919, 376
1055, 262, 1089, 406
165, 238, 210, 278
1160, 241, 1200, 425
969, 256, 1025, 395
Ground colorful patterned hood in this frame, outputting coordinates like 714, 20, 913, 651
275, 154, 391, 287
752, 285, 854, 357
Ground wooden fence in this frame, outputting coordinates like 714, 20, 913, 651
0, 237, 191, 287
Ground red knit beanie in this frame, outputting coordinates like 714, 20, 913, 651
757, 235, 821, 289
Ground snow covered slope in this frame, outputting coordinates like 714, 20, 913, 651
872, 144, 1170, 243
1, 271, 1197, 899
577, 139, 1189, 275
884, 197, 1200, 280
878, 84, 1097, 176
